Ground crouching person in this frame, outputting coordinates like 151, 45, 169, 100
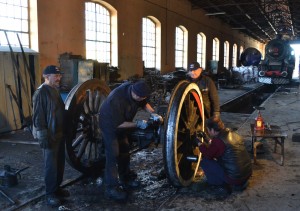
195, 118, 252, 195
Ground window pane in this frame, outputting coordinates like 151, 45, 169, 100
197, 34, 203, 67
85, 2, 111, 64
175, 27, 184, 68
0, 0, 29, 47
142, 17, 156, 68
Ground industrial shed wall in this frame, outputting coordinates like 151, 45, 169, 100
36, 0, 263, 80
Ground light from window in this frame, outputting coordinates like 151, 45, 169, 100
0, 0, 29, 47
240, 46, 244, 57
224, 41, 229, 69
212, 38, 219, 61
197, 33, 206, 68
85, 2, 111, 63
142, 17, 156, 68
232, 44, 237, 67
175, 27, 184, 68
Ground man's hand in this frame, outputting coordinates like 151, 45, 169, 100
197, 131, 211, 143
193, 137, 201, 147
38, 138, 49, 149
36, 130, 49, 149
150, 113, 163, 124
136, 119, 148, 129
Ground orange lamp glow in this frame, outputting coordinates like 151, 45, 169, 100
255, 111, 264, 131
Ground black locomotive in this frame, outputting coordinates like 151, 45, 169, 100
258, 36, 295, 84
240, 36, 295, 85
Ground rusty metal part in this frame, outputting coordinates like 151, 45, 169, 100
64, 79, 111, 174
163, 80, 205, 187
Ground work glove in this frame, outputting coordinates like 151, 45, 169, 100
197, 131, 211, 144
193, 137, 201, 147
136, 119, 148, 129
36, 129, 49, 149
150, 113, 163, 124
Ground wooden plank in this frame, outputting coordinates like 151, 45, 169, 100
0, 51, 9, 132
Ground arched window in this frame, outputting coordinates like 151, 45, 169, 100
212, 37, 219, 61
143, 17, 155, 69
197, 33, 206, 69
85, 2, 112, 64
224, 41, 229, 69
0, 0, 29, 47
240, 46, 244, 57
142, 17, 161, 71
232, 44, 237, 67
175, 26, 188, 69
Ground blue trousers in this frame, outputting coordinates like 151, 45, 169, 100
42, 139, 65, 195
101, 130, 130, 187
200, 158, 226, 186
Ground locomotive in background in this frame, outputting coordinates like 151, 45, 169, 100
241, 35, 295, 85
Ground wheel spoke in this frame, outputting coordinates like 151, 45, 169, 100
72, 134, 85, 148
94, 91, 100, 113
77, 138, 89, 160
88, 89, 94, 113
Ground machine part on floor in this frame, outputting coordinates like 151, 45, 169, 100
292, 133, 300, 142
64, 79, 111, 174
0, 165, 29, 188
163, 80, 205, 187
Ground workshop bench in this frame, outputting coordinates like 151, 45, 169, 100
250, 124, 287, 165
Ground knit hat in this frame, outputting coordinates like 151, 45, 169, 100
43, 65, 63, 75
188, 62, 200, 71
132, 81, 151, 98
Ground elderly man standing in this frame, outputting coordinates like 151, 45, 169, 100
32, 65, 70, 207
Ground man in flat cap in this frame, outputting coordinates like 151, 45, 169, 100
187, 62, 221, 121
32, 65, 70, 207
99, 80, 163, 201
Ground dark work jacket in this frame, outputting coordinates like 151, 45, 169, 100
99, 82, 147, 133
32, 84, 65, 142
188, 75, 220, 118
218, 129, 252, 183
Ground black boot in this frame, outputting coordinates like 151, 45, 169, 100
119, 178, 141, 190
45, 194, 61, 207
105, 186, 127, 201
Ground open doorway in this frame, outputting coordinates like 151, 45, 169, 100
290, 44, 300, 79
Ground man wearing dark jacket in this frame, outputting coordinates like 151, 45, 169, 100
99, 80, 162, 201
195, 118, 252, 194
187, 62, 220, 121
32, 65, 69, 207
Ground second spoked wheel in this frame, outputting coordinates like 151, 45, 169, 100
163, 81, 205, 187
64, 79, 111, 174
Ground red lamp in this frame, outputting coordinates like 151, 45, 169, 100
254, 106, 265, 131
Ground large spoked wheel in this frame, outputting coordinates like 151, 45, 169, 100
64, 79, 111, 174
163, 81, 205, 187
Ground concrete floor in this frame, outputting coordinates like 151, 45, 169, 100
0, 82, 300, 210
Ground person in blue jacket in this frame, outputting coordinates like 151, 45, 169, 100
99, 80, 163, 201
